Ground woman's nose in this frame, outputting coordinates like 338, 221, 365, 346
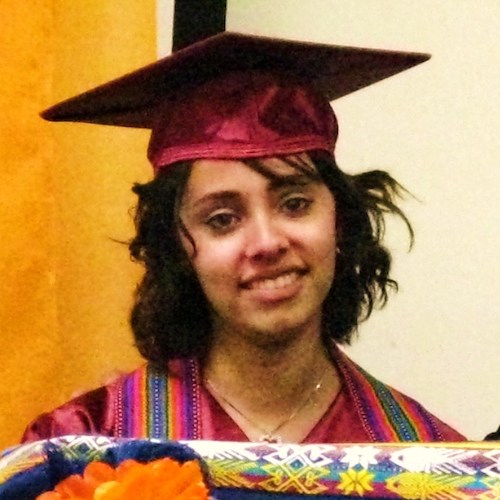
244, 213, 289, 261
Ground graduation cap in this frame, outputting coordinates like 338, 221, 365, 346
41, 31, 430, 172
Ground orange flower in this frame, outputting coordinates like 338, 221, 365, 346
36, 458, 209, 500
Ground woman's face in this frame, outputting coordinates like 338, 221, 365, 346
179, 157, 337, 347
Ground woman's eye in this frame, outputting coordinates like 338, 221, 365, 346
282, 196, 312, 214
206, 212, 239, 231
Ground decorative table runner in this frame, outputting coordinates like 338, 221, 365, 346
1, 436, 498, 498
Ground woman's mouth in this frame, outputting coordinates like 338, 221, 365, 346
247, 271, 301, 291
240, 270, 307, 304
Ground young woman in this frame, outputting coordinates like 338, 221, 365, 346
22, 33, 465, 443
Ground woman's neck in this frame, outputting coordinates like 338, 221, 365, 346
202, 323, 340, 442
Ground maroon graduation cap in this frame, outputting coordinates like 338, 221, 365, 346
41, 32, 430, 172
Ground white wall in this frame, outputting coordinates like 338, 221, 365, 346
225, 0, 500, 440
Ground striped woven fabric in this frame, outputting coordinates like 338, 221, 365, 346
333, 347, 443, 442
112, 345, 444, 442
114, 359, 202, 439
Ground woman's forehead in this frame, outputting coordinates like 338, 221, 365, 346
191, 154, 317, 178
180, 155, 324, 208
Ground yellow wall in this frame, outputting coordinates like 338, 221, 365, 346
0, 0, 156, 448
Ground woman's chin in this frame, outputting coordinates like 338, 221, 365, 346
235, 316, 320, 351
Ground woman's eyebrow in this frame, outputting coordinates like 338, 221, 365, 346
190, 190, 240, 210
268, 174, 317, 191
188, 174, 317, 211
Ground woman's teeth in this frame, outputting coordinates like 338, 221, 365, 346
250, 271, 299, 290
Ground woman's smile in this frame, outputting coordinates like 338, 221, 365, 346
243, 269, 302, 291
240, 268, 307, 305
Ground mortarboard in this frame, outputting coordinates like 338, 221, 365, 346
41, 32, 430, 172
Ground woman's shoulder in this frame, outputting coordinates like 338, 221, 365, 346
20, 367, 148, 443
21, 384, 112, 443
330, 344, 467, 441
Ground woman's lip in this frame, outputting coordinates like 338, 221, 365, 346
240, 269, 305, 289
241, 270, 306, 303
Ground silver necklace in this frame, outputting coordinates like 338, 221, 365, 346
204, 368, 327, 443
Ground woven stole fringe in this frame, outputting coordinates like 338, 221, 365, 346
114, 359, 202, 440
333, 346, 443, 442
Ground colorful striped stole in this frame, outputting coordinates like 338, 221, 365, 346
333, 346, 443, 441
114, 349, 443, 442
114, 359, 202, 440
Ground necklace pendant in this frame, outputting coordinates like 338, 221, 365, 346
259, 434, 282, 444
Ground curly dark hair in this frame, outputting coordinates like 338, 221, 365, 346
129, 152, 412, 364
